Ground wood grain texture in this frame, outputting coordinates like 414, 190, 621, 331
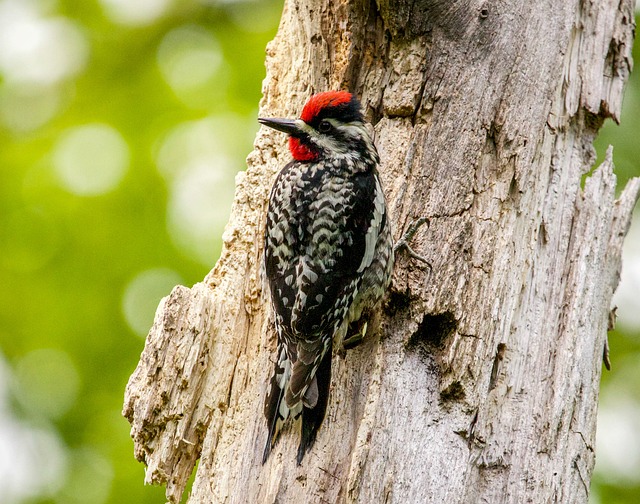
123, 0, 638, 502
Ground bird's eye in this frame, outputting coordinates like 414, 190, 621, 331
318, 120, 332, 133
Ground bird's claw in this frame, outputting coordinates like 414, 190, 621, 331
394, 217, 431, 267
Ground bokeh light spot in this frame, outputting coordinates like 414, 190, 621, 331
0, 354, 68, 504
54, 447, 113, 504
613, 215, 640, 332
157, 25, 222, 93
99, 0, 171, 26
52, 124, 129, 196
0, 83, 63, 133
122, 268, 183, 337
168, 159, 236, 265
14, 349, 80, 420
0, 422, 67, 504
154, 116, 248, 265
155, 115, 256, 181
223, 0, 284, 33
596, 394, 640, 485
0, 1, 88, 85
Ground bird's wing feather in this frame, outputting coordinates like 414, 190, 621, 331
263, 161, 387, 460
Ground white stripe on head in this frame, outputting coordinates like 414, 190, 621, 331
297, 119, 375, 159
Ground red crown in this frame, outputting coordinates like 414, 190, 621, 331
300, 91, 353, 123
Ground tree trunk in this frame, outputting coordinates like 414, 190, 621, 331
123, 1, 639, 502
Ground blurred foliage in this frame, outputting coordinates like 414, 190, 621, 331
0, 0, 281, 503
0, 1, 637, 503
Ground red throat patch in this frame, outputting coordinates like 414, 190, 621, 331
289, 137, 318, 161
300, 91, 353, 123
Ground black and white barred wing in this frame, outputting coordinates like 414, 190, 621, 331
263, 163, 387, 462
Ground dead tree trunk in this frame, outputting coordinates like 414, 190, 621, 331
123, 1, 639, 502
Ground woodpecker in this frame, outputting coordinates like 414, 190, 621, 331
259, 91, 394, 464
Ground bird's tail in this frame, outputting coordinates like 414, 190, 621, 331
263, 344, 332, 464
263, 344, 290, 464
296, 348, 331, 464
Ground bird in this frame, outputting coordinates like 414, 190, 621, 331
259, 91, 395, 465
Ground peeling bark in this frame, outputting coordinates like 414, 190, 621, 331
123, 0, 638, 502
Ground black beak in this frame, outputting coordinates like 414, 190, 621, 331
258, 117, 300, 136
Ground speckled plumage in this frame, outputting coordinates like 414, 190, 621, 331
260, 92, 394, 464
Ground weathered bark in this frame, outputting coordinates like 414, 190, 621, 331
123, 0, 638, 502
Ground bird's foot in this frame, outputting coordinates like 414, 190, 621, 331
394, 217, 431, 267
342, 321, 367, 351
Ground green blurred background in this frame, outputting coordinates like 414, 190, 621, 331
0, 1, 637, 503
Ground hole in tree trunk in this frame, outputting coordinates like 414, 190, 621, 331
386, 290, 412, 315
407, 311, 458, 351
440, 381, 465, 402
